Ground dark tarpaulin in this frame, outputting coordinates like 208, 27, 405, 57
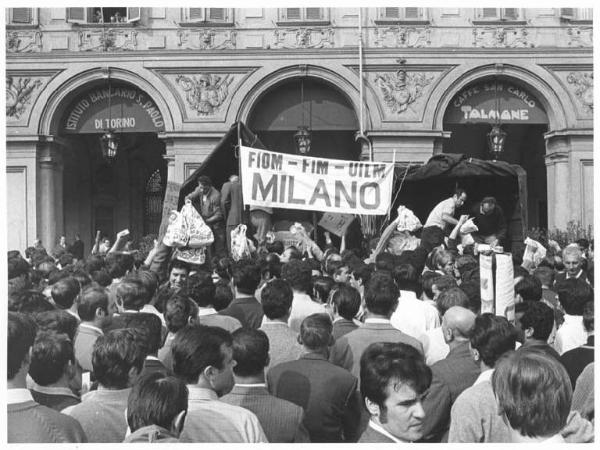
178, 122, 266, 209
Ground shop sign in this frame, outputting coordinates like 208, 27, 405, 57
240, 146, 394, 215
63, 86, 165, 133
445, 82, 548, 124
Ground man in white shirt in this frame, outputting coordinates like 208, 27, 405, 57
282, 260, 327, 332
554, 278, 593, 354
424, 188, 467, 232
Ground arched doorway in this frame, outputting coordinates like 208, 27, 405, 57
58, 81, 167, 250
443, 77, 549, 229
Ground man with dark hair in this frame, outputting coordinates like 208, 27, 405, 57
492, 350, 572, 442
471, 196, 507, 246
421, 306, 479, 442
8, 312, 87, 443
63, 328, 146, 442
68, 234, 84, 261
33, 309, 79, 341
560, 300, 594, 388
119, 312, 168, 377
268, 314, 360, 442
259, 279, 303, 369
390, 263, 440, 340
219, 259, 264, 328
166, 259, 189, 291
514, 275, 542, 303
330, 273, 423, 381
330, 284, 361, 340
8, 289, 56, 314
124, 373, 188, 443
74, 286, 109, 372
423, 188, 467, 243
515, 301, 560, 360
50, 276, 81, 320
431, 274, 458, 300
349, 263, 372, 299
282, 259, 327, 332
375, 252, 395, 272
185, 271, 241, 332
172, 325, 267, 442
158, 295, 198, 372
29, 331, 82, 411
312, 275, 336, 304
359, 342, 432, 443
222, 328, 309, 442
534, 265, 559, 308
554, 278, 594, 354
448, 314, 517, 442
115, 275, 166, 328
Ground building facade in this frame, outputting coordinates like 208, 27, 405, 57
6, 7, 593, 253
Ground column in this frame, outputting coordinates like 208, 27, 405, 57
544, 135, 570, 231
37, 142, 64, 251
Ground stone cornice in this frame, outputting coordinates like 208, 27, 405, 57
544, 129, 593, 139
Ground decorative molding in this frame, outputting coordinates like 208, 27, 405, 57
184, 163, 201, 179
472, 27, 533, 48
372, 60, 435, 115
175, 74, 234, 116
566, 72, 593, 111
177, 29, 237, 50
6, 30, 42, 53
77, 28, 138, 51
567, 27, 593, 47
270, 28, 334, 49
6, 76, 43, 120
373, 26, 431, 48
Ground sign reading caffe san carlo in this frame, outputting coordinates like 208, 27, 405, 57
62, 85, 165, 133
444, 81, 548, 124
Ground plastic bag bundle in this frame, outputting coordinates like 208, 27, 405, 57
162, 210, 188, 248
181, 201, 214, 248
231, 224, 252, 261
395, 206, 422, 233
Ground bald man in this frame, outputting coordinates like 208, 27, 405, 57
420, 307, 480, 442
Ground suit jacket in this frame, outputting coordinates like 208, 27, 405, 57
260, 322, 303, 370
329, 321, 424, 381
332, 319, 358, 341
220, 180, 244, 227
221, 384, 309, 443
140, 357, 171, 378
219, 296, 264, 329
560, 335, 594, 388
554, 270, 590, 285
421, 342, 480, 442
267, 352, 361, 442
73, 324, 103, 373
358, 424, 397, 443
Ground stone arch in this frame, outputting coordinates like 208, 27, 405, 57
37, 66, 178, 136
428, 63, 572, 134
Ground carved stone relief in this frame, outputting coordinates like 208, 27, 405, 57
177, 29, 236, 50
566, 72, 593, 111
78, 28, 138, 51
6, 76, 43, 122
169, 73, 236, 118
567, 27, 593, 47
373, 27, 431, 48
6, 30, 42, 53
270, 28, 334, 49
472, 27, 533, 48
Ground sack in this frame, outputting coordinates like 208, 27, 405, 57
181, 200, 214, 248
174, 248, 206, 265
162, 210, 188, 248
395, 205, 422, 233
231, 224, 252, 261
387, 230, 420, 255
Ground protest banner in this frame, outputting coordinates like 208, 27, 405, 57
318, 212, 355, 237
239, 146, 394, 215
158, 181, 182, 240
495, 253, 515, 322
479, 254, 494, 314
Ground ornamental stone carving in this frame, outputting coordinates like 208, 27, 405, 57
177, 29, 237, 50
566, 72, 593, 111
6, 76, 43, 119
176, 74, 234, 116
473, 27, 533, 48
6, 30, 42, 53
78, 28, 138, 51
373, 60, 435, 115
270, 28, 334, 49
373, 27, 431, 48
567, 27, 593, 47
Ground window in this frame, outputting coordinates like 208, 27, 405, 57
277, 8, 329, 25
560, 8, 592, 22
474, 8, 523, 22
67, 7, 140, 24
375, 7, 428, 24
181, 8, 233, 24
7, 8, 37, 25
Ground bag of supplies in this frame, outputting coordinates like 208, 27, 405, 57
181, 200, 214, 248
231, 224, 252, 261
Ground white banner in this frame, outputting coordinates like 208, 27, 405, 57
479, 254, 494, 314
240, 146, 394, 215
495, 253, 515, 322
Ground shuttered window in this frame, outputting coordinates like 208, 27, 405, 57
66, 7, 139, 23
378, 7, 425, 21
279, 8, 327, 22
560, 8, 575, 17
183, 8, 231, 23
10, 8, 33, 24
404, 7, 420, 19
305, 8, 322, 20
208, 8, 226, 21
478, 8, 521, 20
188, 8, 204, 21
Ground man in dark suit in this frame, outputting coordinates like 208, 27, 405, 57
420, 306, 479, 442
329, 272, 424, 381
359, 341, 431, 443
219, 259, 264, 329
267, 314, 361, 442
554, 245, 590, 285
330, 284, 360, 341
471, 196, 507, 247
221, 328, 309, 442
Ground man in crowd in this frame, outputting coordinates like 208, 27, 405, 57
560, 300, 594, 388
259, 278, 304, 369
250, 204, 273, 249
219, 259, 264, 329
8, 312, 87, 443
423, 188, 467, 236
555, 245, 590, 284
221, 328, 309, 442
220, 174, 244, 252
282, 259, 327, 332
268, 314, 360, 442
74, 285, 109, 373
471, 196, 507, 247
124, 372, 188, 443
157, 259, 189, 299
64, 328, 146, 442
172, 325, 268, 442
50, 276, 81, 320
329, 284, 361, 340
359, 342, 431, 443
514, 301, 560, 359
554, 278, 593, 354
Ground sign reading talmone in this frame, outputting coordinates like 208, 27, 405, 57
240, 146, 394, 215
63, 85, 165, 134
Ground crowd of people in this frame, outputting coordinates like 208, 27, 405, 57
6, 183, 595, 443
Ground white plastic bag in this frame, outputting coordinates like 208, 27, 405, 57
181, 200, 214, 248
162, 210, 188, 248
231, 224, 251, 261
